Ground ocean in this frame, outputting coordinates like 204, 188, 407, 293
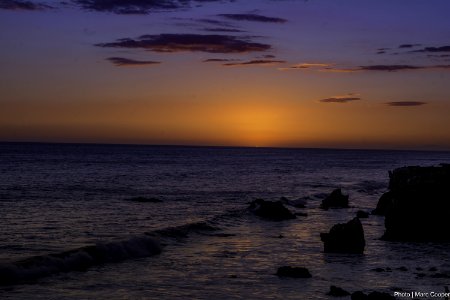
1, 143, 450, 299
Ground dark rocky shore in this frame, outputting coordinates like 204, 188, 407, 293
375, 164, 450, 241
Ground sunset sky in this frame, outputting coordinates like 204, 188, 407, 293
1, 0, 450, 149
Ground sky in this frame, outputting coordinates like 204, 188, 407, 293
1, 0, 450, 150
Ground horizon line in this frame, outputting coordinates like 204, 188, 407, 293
1, 140, 449, 153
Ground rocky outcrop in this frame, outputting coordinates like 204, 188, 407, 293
320, 188, 349, 209
377, 164, 450, 241
371, 191, 392, 215
276, 266, 311, 278
327, 285, 350, 297
320, 218, 365, 254
248, 199, 296, 221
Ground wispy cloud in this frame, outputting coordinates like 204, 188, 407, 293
223, 59, 285, 66
73, 0, 232, 15
319, 94, 361, 104
218, 13, 287, 23
279, 63, 332, 71
203, 58, 239, 62
321, 64, 450, 73
97, 34, 271, 54
385, 101, 427, 107
0, 0, 51, 10
107, 57, 161, 67
398, 44, 421, 49
413, 45, 450, 53
202, 27, 245, 33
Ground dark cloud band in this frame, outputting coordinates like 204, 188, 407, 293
385, 101, 427, 107
319, 97, 361, 103
218, 13, 287, 23
0, 0, 51, 10
107, 57, 161, 66
223, 59, 285, 66
97, 34, 271, 53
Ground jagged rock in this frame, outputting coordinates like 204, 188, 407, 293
127, 197, 162, 203
379, 165, 450, 241
371, 191, 393, 215
351, 291, 368, 300
320, 218, 365, 254
320, 188, 349, 209
276, 266, 311, 278
248, 199, 296, 221
327, 285, 350, 297
356, 210, 369, 218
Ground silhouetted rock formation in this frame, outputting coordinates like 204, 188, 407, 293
320, 217, 365, 254
371, 191, 392, 215
327, 285, 350, 297
248, 199, 296, 221
320, 188, 349, 209
356, 210, 369, 218
377, 164, 450, 241
276, 266, 311, 278
127, 197, 162, 203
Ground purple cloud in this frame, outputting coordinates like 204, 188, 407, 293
97, 34, 271, 53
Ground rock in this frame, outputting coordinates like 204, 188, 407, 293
351, 291, 368, 300
327, 285, 350, 297
248, 199, 296, 221
396, 266, 408, 271
429, 266, 438, 272
371, 191, 393, 215
320, 188, 349, 209
127, 197, 162, 203
320, 217, 365, 254
378, 165, 450, 241
276, 266, 311, 278
356, 210, 369, 218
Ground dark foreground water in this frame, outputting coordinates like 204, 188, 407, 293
1, 143, 450, 299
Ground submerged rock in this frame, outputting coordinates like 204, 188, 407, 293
127, 197, 162, 203
327, 285, 350, 297
248, 199, 296, 221
378, 165, 450, 241
276, 266, 311, 278
320, 217, 365, 254
320, 188, 349, 209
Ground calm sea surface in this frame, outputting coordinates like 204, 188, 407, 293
1, 143, 450, 299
